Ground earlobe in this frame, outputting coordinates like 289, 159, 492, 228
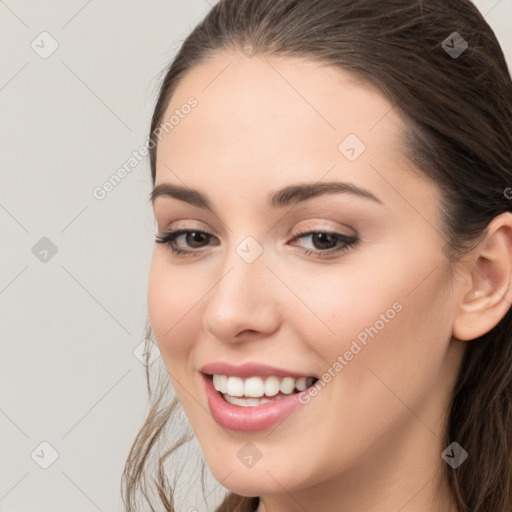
452, 213, 512, 341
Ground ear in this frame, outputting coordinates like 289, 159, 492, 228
453, 212, 512, 341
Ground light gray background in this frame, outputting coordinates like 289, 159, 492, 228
1, 1, 511, 511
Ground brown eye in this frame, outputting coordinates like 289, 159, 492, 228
291, 230, 358, 258
309, 232, 339, 250
155, 229, 219, 256
185, 231, 211, 248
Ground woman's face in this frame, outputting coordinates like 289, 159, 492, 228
148, 52, 467, 509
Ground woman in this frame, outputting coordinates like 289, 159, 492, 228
123, 1, 512, 511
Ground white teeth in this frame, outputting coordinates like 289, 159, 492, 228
213, 374, 221, 391
295, 377, 307, 391
218, 374, 227, 393
225, 376, 244, 397
280, 377, 295, 394
223, 394, 292, 407
224, 395, 274, 407
212, 374, 228, 393
244, 376, 265, 397
212, 374, 315, 398
264, 376, 280, 396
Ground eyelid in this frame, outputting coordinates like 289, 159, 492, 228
155, 223, 359, 260
156, 220, 356, 242
155, 219, 212, 235
291, 222, 357, 238
157, 211, 357, 234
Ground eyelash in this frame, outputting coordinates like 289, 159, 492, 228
154, 227, 358, 259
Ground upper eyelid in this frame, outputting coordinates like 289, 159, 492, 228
156, 225, 354, 236
157, 227, 357, 244
154, 216, 357, 234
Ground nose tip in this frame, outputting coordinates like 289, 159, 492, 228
201, 250, 280, 344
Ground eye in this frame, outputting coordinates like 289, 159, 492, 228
290, 229, 358, 258
154, 227, 358, 259
155, 229, 217, 256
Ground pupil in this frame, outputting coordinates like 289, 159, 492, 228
313, 233, 336, 250
188, 232, 208, 247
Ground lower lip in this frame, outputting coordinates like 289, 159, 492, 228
202, 373, 311, 432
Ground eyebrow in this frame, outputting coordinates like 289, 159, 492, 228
150, 180, 383, 211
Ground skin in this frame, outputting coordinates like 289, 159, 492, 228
148, 51, 512, 512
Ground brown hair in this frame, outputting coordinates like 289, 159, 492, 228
122, 1, 512, 510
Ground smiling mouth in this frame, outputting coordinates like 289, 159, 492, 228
205, 373, 319, 407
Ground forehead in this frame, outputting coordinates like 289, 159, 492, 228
158, 52, 405, 167
154, 51, 436, 219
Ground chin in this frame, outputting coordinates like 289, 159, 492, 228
204, 451, 310, 497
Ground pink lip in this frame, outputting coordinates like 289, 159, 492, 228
200, 361, 316, 379
201, 373, 311, 432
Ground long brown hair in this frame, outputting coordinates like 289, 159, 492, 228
122, 1, 512, 510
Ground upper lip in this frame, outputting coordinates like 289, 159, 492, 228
201, 361, 317, 379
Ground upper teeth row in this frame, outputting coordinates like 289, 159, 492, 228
212, 374, 315, 397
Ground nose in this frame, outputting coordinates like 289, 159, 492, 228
202, 242, 281, 344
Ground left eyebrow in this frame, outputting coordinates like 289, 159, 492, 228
150, 180, 383, 211
267, 181, 383, 208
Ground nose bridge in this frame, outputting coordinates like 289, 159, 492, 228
212, 233, 269, 310
218, 232, 269, 292
202, 233, 280, 340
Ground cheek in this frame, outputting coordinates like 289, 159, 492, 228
147, 256, 203, 363
332, 270, 454, 420
289, 259, 404, 351
295, 250, 452, 385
